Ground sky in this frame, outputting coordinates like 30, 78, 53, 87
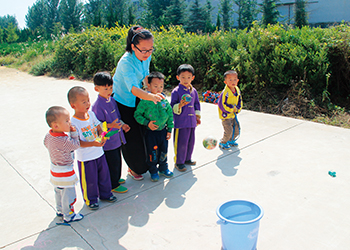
0, 0, 87, 29
0, 0, 37, 28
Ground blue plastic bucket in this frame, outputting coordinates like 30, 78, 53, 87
216, 200, 264, 250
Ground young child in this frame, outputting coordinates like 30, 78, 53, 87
44, 106, 84, 223
134, 72, 174, 181
92, 71, 130, 193
218, 70, 243, 150
68, 86, 117, 210
170, 64, 201, 172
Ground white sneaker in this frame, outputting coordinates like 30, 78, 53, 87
64, 213, 84, 223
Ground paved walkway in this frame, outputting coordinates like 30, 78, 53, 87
1, 66, 349, 250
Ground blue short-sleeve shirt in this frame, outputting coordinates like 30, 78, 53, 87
112, 52, 151, 107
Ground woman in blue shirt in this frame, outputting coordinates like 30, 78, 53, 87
113, 26, 164, 180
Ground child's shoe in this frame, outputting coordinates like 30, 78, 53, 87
219, 142, 231, 150
101, 195, 117, 203
151, 173, 159, 182
128, 169, 144, 181
228, 140, 239, 147
184, 160, 196, 165
88, 203, 99, 210
175, 164, 187, 172
64, 213, 84, 223
159, 169, 174, 178
112, 185, 128, 193
118, 178, 126, 184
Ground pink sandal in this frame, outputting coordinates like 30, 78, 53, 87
128, 169, 143, 181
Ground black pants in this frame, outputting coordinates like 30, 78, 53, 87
144, 128, 169, 174
104, 147, 122, 189
116, 101, 149, 174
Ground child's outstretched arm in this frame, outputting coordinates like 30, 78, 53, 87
132, 86, 164, 104
108, 118, 122, 130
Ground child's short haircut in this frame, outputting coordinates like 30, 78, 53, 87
93, 71, 113, 86
46, 106, 66, 127
67, 86, 87, 105
177, 64, 195, 76
148, 71, 165, 84
224, 70, 238, 79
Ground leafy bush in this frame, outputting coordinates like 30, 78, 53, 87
2, 24, 350, 123
29, 56, 54, 76
53, 26, 125, 78
0, 55, 16, 65
0, 40, 55, 69
50, 24, 350, 112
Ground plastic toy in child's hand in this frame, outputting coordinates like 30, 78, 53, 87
182, 94, 192, 103
96, 122, 119, 143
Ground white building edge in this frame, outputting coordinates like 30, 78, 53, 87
231, 0, 350, 27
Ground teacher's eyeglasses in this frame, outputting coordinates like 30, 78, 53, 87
133, 44, 155, 54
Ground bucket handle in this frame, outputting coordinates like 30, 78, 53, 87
217, 219, 227, 225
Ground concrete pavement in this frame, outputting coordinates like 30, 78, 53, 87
1, 66, 350, 250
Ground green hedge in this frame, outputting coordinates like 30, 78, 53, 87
51, 24, 350, 110
2, 24, 348, 113
53, 27, 126, 78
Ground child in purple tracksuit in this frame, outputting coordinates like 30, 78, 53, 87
92, 71, 130, 194
68, 86, 117, 210
170, 64, 201, 172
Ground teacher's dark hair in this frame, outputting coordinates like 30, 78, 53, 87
126, 26, 153, 53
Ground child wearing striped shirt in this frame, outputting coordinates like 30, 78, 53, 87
44, 106, 84, 223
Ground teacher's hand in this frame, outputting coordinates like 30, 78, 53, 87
151, 93, 165, 104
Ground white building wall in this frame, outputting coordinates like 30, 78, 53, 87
212, 0, 350, 27
255, 0, 350, 26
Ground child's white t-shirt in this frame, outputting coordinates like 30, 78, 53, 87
71, 111, 104, 162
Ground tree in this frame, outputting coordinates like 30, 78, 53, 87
0, 27, 4, 43
220, 0, 233, 31
294, 0, 308, 28
185, 0, 206, 33
162, 0, 186, 26
52, 22, 63, 39
204, 0, 215, 33
25, 0, 47, 31
83, 0, 105, 27
234, 0, 258, 29
46, 0, 60, 35
18, 28, 34, 42
59, 0, 83, 32
261, 0, 279, 26
127, 5, 136, 25
0, 15, 19, 29
5, 23, 19, 43
145, 0, 171, 27
105, 0, 127, 28
25, 0, 61, 39
216, 13, 221, 30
